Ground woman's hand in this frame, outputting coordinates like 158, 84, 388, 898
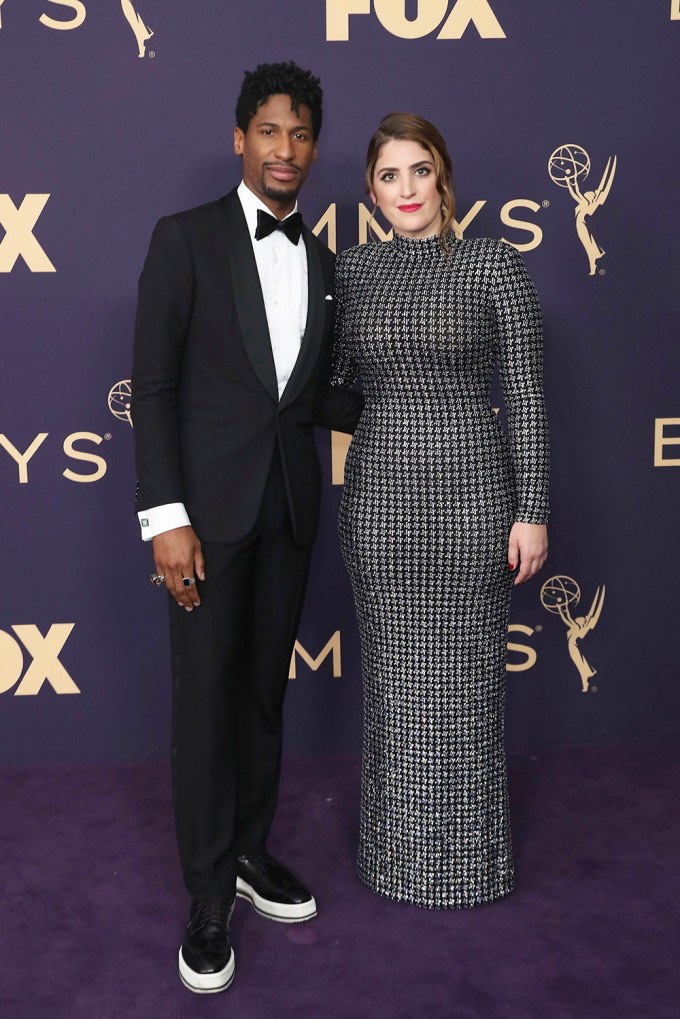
508, 522, 548, 586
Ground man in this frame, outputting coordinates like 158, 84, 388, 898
131, 62, 362, 994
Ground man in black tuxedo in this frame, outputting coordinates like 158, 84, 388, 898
131, 62, 362, 994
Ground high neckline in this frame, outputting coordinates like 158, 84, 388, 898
390, 228, 456, 256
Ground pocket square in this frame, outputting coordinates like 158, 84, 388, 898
325, 294, 334, 301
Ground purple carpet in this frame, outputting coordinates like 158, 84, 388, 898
1, 745, 678, 1018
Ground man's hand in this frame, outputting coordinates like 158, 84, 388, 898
153, 526, 205, 610
507, 522, 548, 586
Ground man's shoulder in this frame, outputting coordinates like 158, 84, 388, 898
160, 190, 237, 234
305, 227, 335, 269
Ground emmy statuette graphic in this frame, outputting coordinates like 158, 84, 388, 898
541, 576, 606, 692
108, 379, 133, 427
121, 0, 153, 58
549, 144, 617, 276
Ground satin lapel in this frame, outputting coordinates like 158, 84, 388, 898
219, 191, 278, 401
279, 227, 324, 409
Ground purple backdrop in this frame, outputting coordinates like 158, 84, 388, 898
1, 1, 678, 763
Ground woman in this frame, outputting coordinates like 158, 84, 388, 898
331, 114, 549, 909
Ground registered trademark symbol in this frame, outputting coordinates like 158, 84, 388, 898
535, 624, 543, 633
149, 51, 155, 59
541, 200, 550, 208
590, 685, 598, 693
599, 269, 606, 276
104, 433, 112, 441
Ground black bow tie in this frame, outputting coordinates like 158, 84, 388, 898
255, 208, 303, 245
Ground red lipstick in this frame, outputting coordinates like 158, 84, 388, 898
397, 204, 423, 212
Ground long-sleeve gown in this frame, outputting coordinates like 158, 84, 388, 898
331, 231, 549, 909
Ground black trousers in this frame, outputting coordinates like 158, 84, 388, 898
168, 449, 311, 900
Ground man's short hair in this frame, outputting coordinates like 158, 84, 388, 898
235, 61, 323, 140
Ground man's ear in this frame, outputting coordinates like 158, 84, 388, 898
312, 142, 318, 163
234, 127, 244, 156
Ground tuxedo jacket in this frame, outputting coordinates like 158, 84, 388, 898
132, 188, 362, 546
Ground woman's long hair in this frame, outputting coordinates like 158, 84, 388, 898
366, 113, 456, 245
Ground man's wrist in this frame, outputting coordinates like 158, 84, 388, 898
138, 503, 191, 541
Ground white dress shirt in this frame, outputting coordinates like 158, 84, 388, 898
138, 181, 308, 541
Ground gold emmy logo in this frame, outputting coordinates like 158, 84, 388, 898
541, 576, 605, 693
0, 432, 108, 483
0, 2, 155, 59
314, 199, 544, 256
120, 0, 153, 58
654, 417, 680, 466
39, 1, 86, 31
0, 624, 79, 695
548, 145, 616, 276
672, 1, 680, 21
326, 0, 505, 41
108, 379, 133, 427
0, 0, 86, 31
289, 632, 342, 679
507, 624, 537, 672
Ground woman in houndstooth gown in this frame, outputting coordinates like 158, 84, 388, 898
331, 114, 549, 909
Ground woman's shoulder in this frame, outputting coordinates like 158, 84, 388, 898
336, 241, 384, 267
454, 237, 527, 276
336, 236, 521, 267
334, 242, 386, 289
455, 236, 508, 257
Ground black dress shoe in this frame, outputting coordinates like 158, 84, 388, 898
236, 853, 317, 923
178, 898, 235, 994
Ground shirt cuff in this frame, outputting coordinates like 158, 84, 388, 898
138, 503, 191, 541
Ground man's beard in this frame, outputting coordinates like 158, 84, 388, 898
259, 169, 301, 204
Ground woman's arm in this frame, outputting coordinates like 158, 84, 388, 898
492, 242, 550, 584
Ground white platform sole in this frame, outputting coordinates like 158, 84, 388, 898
178, 947, 235, 994
236, 876, 317, 923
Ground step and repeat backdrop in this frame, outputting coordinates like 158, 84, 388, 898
1, 2, 678, 762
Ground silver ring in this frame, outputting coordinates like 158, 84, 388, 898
182, 577, 196, 588
150, 573, 166, 588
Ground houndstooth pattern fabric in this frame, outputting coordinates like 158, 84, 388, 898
331, 231, 549, 909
